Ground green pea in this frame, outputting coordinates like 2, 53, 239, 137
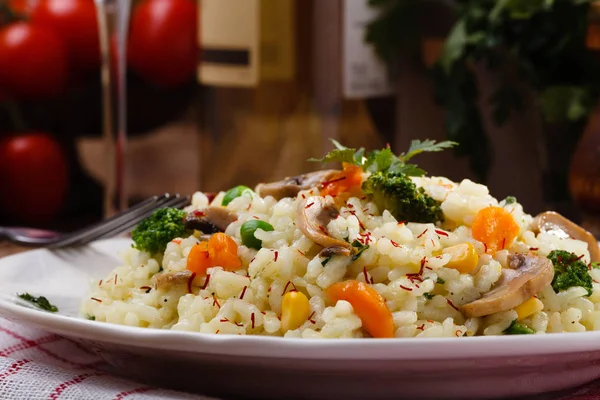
222, 185, 253, 206
240, 220, 274, 249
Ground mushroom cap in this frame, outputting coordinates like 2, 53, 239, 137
297, 196, 352, 256
151, 270, 194, 291
532, 211, 600, 263
461, 253, 554, 318
184, 206, 238, 233
255, 170, 340, 200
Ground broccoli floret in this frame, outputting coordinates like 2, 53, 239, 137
361, 171, 443, 223
547, 250, 593, 296
131, 208, 190, 255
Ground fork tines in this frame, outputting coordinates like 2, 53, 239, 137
48, 193, 190, 249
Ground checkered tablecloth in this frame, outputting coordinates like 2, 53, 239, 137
0, 317, 213, 399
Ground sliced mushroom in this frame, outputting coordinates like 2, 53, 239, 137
255, 170, 340, 200
151, 270, 194, 291
532, 211, 599, 263
184, 206, 238, 233
297, 196, 352, 256
461, 253, 554, 318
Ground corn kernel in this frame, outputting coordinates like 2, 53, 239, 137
443, 243, 479, 274
515, 297, 544, 320
280, 291, 310, 333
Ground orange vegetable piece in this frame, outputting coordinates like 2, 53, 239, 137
208, 233, 242, 270
321, 163, 364, 197
186, 233, 242, 275
208, 232, 238, 255
327, 280, 395, 338
186, 241, 211, 275
471, 206, 520, 254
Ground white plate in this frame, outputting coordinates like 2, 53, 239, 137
0, 239, 599, 399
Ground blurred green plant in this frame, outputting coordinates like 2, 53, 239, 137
366, 0, 600, 182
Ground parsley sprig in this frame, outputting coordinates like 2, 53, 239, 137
17, 293, 58, 313
311, 139, 456, 177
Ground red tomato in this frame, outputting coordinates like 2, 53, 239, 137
0, 22, 68, 100
0, 133, 69, 224
128, 0, 198, 88
31, 0, 100, 72
8, 0, 39, 14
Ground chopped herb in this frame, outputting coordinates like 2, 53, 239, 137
17, 293, 58, 312
312, 138, 456, 176
308, 139, 365, 166
436, 277, 445, 284
503, 320, 535, 335
86, 314, 96, 321
423, 293, 434, 300
502, 196, 517, 205
548, 250, 593, 296
351, 240, 370, 262
592, 262, 600, 270
321, 256, 332, 266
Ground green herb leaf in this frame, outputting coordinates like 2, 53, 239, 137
310, 139, 366, 166
423, 292, 435, 300
17, 293, 58, 312
503, 319, 535, 335
401, 140, 458, 162
86, 314, 96, 321
539, 86, 593, 124
548, 250, 593, 296
436, 277, 445, 284
439, 19, 467, 75
351, 240, 370, 262
591, 262, 600, 269
502, 196, 517, 204
388, 161, 426, 177
321, 256, 332, 266
365, 147, 396, 173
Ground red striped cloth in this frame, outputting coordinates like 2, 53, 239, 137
1, 315, 600, 399
0, 317, 215, 399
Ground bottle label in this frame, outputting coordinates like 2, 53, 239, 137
260, 0, 295, 81
198, 0, 260, 87
342, 0, 393, 99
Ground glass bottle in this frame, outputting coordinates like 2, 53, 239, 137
195, 0, 393, 192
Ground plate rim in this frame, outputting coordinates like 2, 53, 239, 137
1, 238, 600, 361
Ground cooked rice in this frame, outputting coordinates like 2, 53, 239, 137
80, 177, 599, 338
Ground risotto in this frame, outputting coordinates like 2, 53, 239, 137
80, 141, 600, 338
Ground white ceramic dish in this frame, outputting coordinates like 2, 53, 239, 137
0, 238, 599, 400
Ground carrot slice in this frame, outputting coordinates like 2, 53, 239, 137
209, 232, 238, 254
327, 280, 395, 338
186, 242, 211, 275
321, 163, 364, 197
211, 250, 242, 271
208, 232, 242, 271
471, 206, 520, 254
187, 233, 242, 275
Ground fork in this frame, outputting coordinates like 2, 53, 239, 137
0, 193, 189, 248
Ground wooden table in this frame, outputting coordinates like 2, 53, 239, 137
0, 242, 30, 258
